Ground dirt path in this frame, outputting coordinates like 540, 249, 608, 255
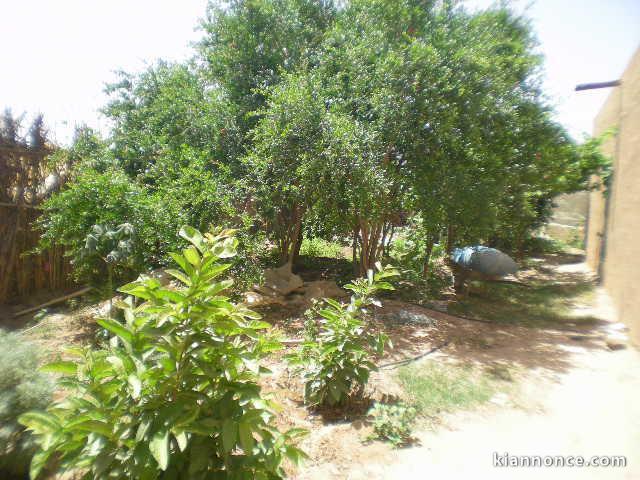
297, 259, 640, 479
383, 340, 640, 479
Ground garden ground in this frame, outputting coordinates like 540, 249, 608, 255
7, 252, 640, 479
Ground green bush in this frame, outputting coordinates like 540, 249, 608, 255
367, 402, 416, 447
37, 157, 267, 294
288, 263, 399, 408
37, 166, 153, 285
20, 227, 306, 479
0, 331, 53, 478
299, 238, 344, 259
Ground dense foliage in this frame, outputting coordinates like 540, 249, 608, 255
0, 331, 53, 478
38, 0, 611, 286
288, 263, 399, 407
20, 227, 305, 479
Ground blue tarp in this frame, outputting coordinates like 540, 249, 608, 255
451, 246, 518, 277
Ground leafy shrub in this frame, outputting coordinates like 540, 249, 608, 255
367, 402, 416, 447
299, 238, 344, 259
37, 166, 152, 285
79, 223, 135, 304
20, 227, 306, 479
0, 331, 53, 478
38, 158, 266, 294
288, 263, 399, 408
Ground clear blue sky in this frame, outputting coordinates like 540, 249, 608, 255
1, 0, 638, 144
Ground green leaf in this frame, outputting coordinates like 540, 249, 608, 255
97, 318, 134, 344
222, 419, 237, 453
285, 445, 308, 467
18, 411, 60, 434
118, 282, 153, 300
174, 430, 188, 452
238, 423, 255, 453
165, 268, 192, 286
40, 360, 77, 375
128, 374, 142, 399
183, 247, 201, 267
70, 420, 112, 437
30, 448, 52, 480
149, 429, 170, 470
179, 226, 205, 252
169, 252, 193, 275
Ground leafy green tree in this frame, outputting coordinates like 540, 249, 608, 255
246, 72, 332, 266
37, 167, 152, 284
198, 0, 336, 136
20, 227, 306, 479
103, 61, 240, 178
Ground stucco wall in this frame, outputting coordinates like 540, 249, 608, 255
586, 47, 640, 345
545, 192, 589, 244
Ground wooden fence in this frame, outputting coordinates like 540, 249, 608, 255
0, 141, 74, 304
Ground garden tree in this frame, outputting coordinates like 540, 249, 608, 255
36, 153, 258, 289
288, 0, 423, 273
492, 112, 613, 253
0, 108, 22, 146
198, 0, 336, 137
390, 4, 549, 263
245, 72, 329, 267
37, 167, 153, 284
321, 0, 601, 270
103, 61, 240, 179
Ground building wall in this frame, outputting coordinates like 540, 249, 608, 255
545, 192, 589, 245
586, 47, 640, 345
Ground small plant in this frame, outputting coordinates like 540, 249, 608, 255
20, 226, 306, 479
79, 223, 135, 314
367, 402, 416, 447
0, 330, 53, 478
288, 263, 399, 408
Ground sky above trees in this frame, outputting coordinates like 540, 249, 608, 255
0, 0, 638, 144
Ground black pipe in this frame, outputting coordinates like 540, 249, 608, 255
575, 80, 621, 91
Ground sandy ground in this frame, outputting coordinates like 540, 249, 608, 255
382, 343, 640, 479
296, 261, 640, 480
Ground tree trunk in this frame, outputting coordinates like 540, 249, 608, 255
357, 219, 383, 275
422, 236, 435, 277
292, 226, 304, 266
445, 224, 455, 255
352, 227, 359, 275
285, 212, 303, 269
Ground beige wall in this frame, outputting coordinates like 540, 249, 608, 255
545, 192, 589, 244
586, 47, 640, 345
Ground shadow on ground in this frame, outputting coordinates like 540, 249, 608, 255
379, 253, 611, 376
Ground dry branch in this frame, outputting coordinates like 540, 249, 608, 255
13, 287, 92, 318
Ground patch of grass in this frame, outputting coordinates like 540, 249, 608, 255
299, 237, 345, 259
398, 361, 495, 418
448, 276, 597, 328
